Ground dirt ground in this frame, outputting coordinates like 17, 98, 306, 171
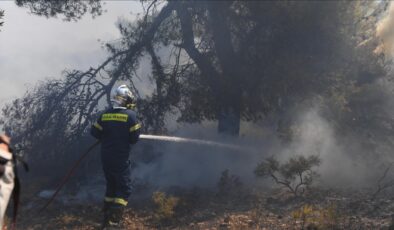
10, 186, 394, 230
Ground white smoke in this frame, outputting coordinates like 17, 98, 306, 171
277, 108, 374, 188
131, 105, 386, 190
133, 123, 263, 188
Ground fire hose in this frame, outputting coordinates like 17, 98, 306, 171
39, 141, 100, 212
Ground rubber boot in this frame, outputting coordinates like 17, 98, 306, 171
102, 204, 125, 230
101, 201, 113, 230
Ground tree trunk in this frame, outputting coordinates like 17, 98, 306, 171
218, 101, 241, 136
177, 2, 242, 136
208, 2, 242, 136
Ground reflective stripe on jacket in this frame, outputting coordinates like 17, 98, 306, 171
90, 107, 141, 161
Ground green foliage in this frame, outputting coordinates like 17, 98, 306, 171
255, 155, 321, 196
4, 0, 392, 165
152, 191, 180, 223
15, 0, 102, 21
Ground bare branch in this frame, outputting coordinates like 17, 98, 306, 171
371, 163, 394, 200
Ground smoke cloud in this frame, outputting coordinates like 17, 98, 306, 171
132, 123, 263, 188
130, 104, 390, 191
276, 108, 376, 188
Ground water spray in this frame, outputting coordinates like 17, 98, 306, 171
140, 134, 245, 151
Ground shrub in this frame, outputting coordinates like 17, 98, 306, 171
217, 169, 243, 199
291, 204, 341, 229
152, 191, 180, 223
254, 155, 321, 196
292, 204, 314, 229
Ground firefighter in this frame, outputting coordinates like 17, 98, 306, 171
0, 134, 14, 229
91, 85, 141, 229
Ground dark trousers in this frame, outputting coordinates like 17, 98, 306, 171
101, 158, 132, 227
102, 157, 132, 206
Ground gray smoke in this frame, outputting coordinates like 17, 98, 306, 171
274, 108, 375, 188
132, 123, 263, 188
131, 103, 391, 191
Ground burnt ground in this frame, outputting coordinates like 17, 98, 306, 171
9, 185, 394, 230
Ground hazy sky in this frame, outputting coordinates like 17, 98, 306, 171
0, 1, 143, 109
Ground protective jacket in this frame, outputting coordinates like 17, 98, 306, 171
0, 149, 14, 229
91, 106, 141, 206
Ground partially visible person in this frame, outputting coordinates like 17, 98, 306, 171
91, 85, 141, 229
0, 134, 14, 229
